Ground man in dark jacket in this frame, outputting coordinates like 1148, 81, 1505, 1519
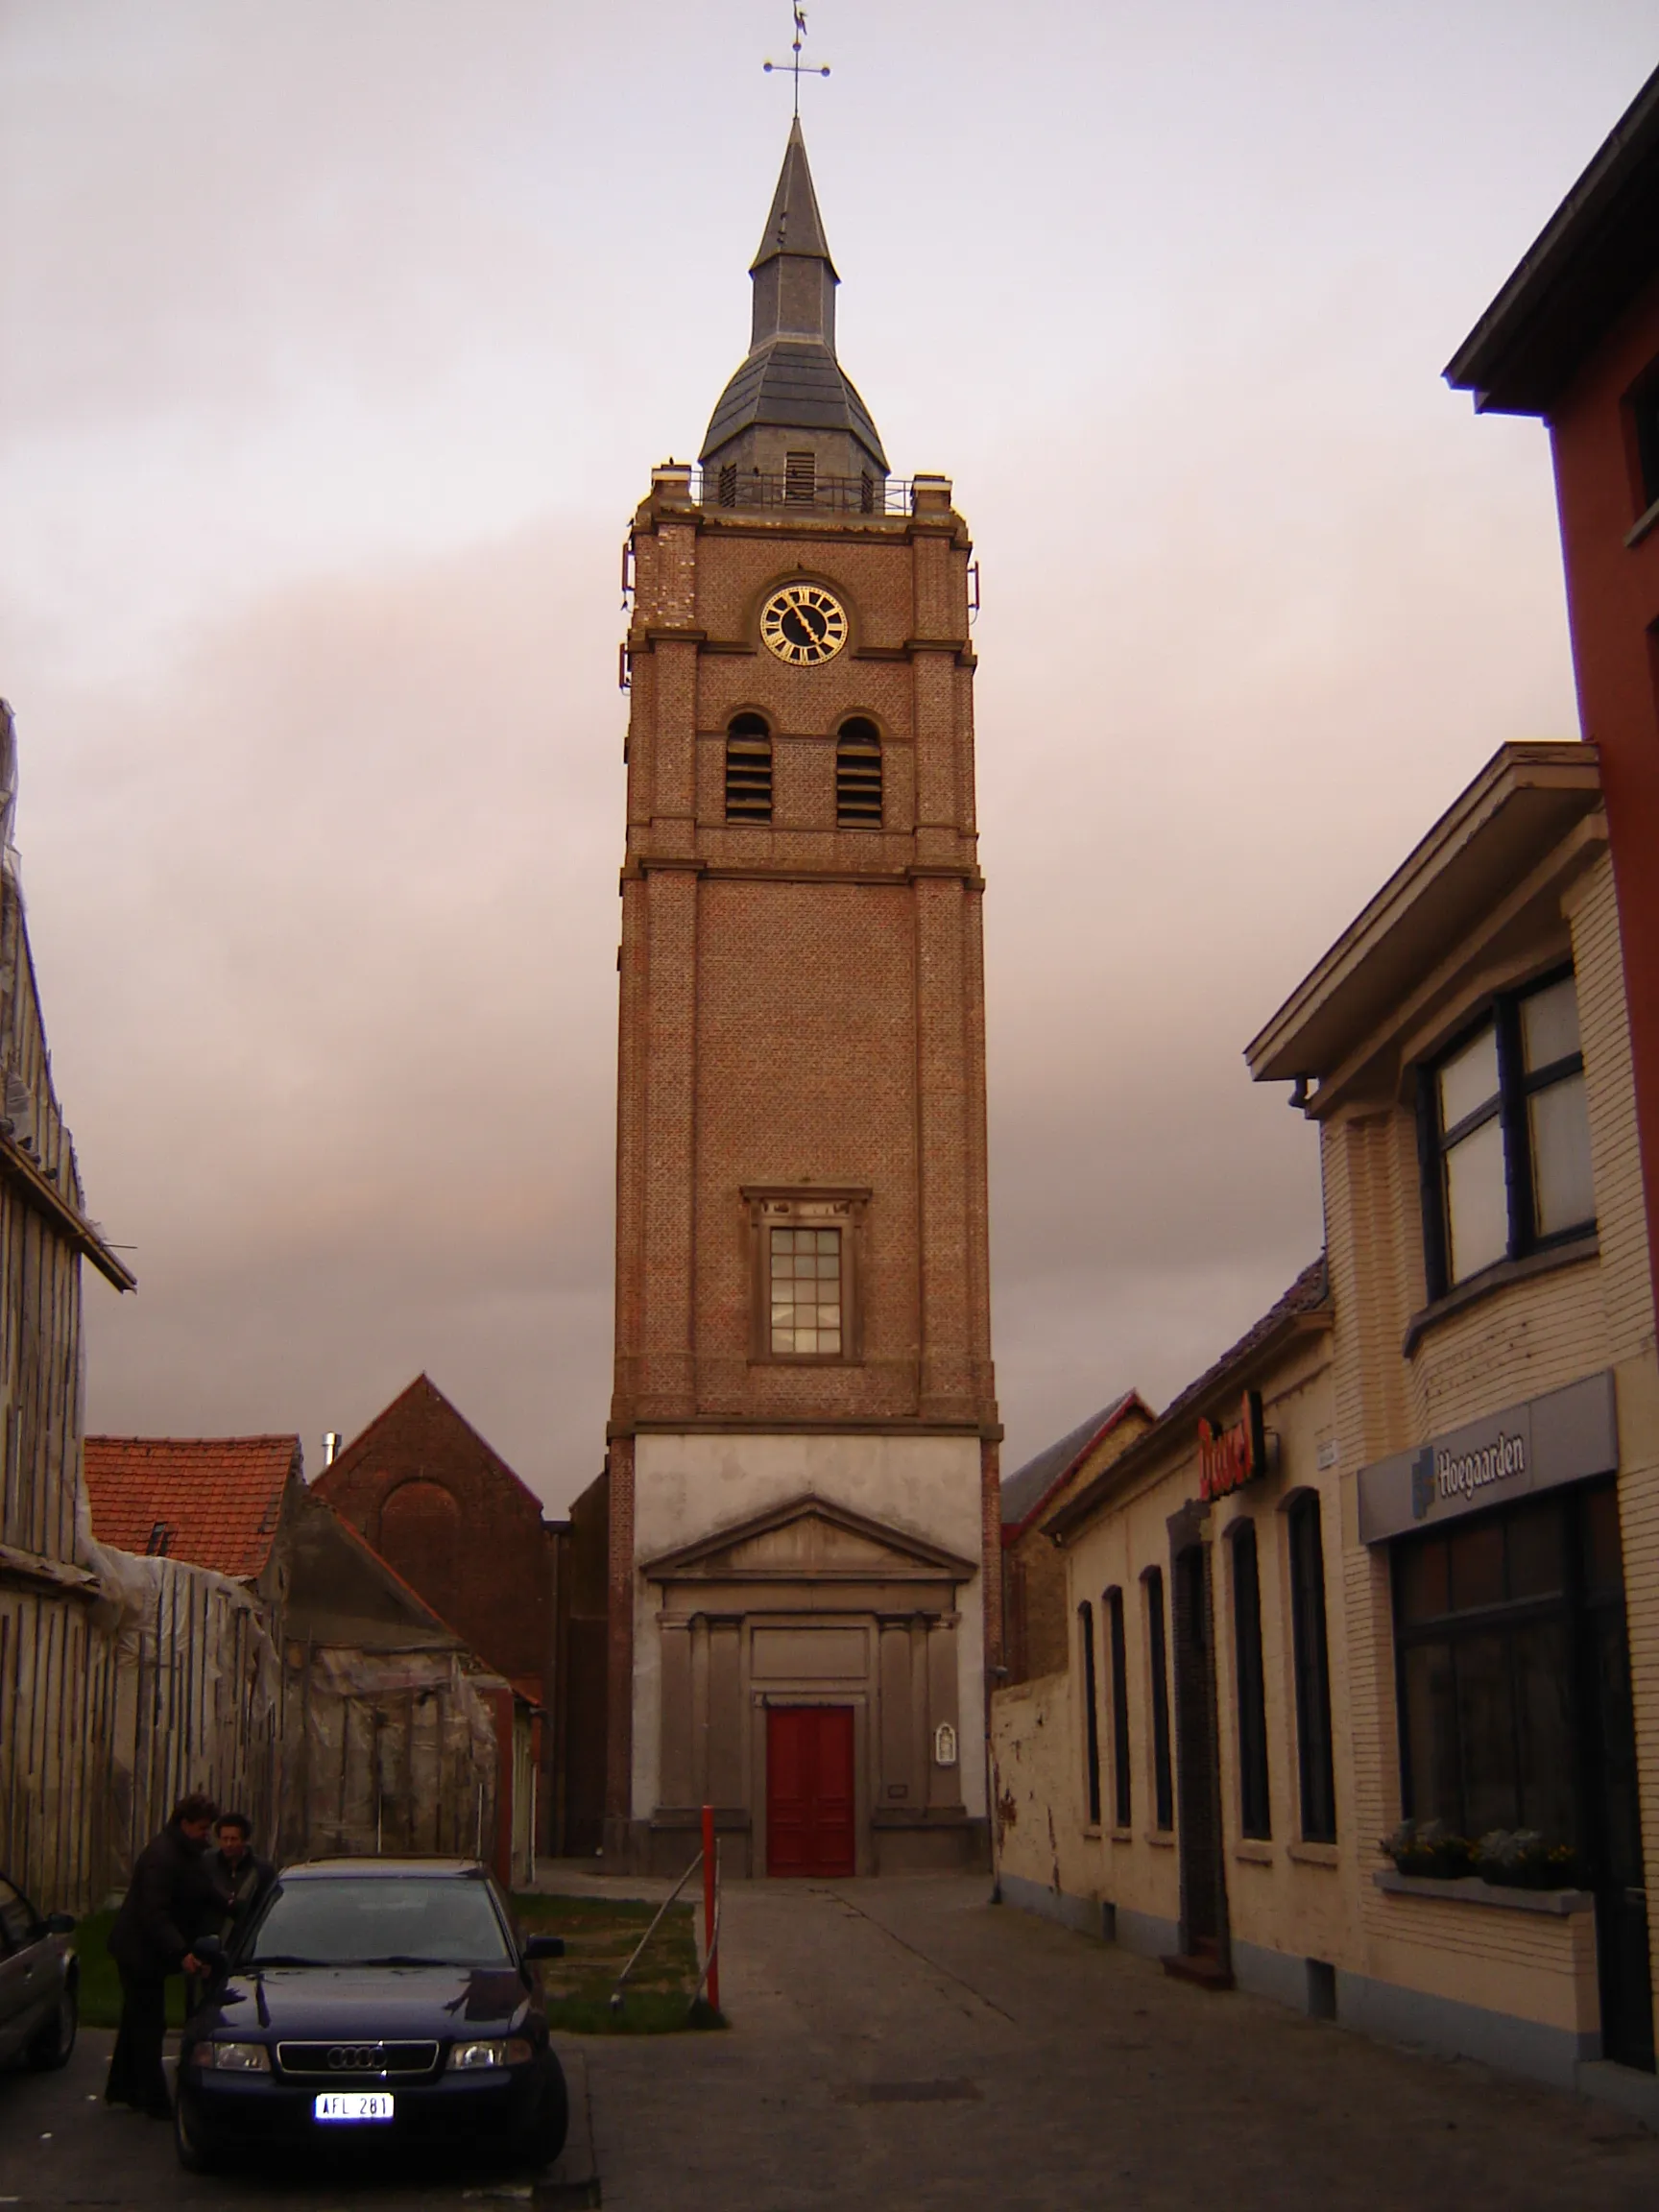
204, 1811, 274, 1942
105, 1792, 220, 2117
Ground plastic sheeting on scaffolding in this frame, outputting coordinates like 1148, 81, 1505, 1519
282, 1642, 503, 1863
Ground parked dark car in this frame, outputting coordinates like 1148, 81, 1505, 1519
175, 1858, 566, 2174
0, 1871, 77, 2072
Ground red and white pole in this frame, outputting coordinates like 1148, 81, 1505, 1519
701, 1801, 719, 2014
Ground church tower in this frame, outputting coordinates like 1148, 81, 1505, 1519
607, 118, 999, 1875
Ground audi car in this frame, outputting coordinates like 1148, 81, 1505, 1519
175, 1858, 566, 2174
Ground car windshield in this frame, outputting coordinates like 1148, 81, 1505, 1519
243, 1877, 513, 1968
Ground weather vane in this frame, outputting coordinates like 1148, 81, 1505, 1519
763, 4, 830, 119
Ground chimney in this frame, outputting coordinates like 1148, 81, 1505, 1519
322, 1431, 343, 1468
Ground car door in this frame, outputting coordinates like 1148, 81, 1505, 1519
0, 1878, 50, 2060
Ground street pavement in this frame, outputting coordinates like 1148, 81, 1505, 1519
2, 1874, 1658, 2207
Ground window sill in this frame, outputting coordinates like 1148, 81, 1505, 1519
1373, 1868, 1594, 1916
1625, 495, 1659, 549
1082, 1825, 1102, 1840
1108, 1827, 1134, 1845
1145, 1830, 1175, 1850
1233, 1839, 1275, 1865
1288, 1840, 1340, 1867
1403, 1232, 1599, 1357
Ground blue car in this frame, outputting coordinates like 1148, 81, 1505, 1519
175, 1858, 567, 2174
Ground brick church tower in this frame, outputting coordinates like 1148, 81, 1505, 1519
606, 119, 999, 1875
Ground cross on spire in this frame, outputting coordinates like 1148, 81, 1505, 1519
763, 4, 830, 120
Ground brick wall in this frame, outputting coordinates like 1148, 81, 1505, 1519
314, 1376, 559, 1846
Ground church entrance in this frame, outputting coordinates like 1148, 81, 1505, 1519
766, 1706, 855, 1877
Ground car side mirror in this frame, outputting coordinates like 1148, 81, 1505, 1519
523, 1935, 565, 1960
42, 1912, 75, 1937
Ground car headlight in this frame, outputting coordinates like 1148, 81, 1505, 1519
446, 2037, 533, 2071
192, 2040, 271, 2072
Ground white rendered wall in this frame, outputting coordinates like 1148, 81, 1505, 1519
631, 1430, 987, 1822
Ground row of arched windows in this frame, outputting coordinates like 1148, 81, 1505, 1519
722, 715, 884, 828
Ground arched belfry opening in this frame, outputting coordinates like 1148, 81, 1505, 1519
835, 719, 882, 827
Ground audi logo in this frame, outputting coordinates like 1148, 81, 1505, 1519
327, 2046, 385, 2072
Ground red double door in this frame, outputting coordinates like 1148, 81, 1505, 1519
766, 1706, 855, 1877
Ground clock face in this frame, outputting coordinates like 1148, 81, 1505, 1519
758, 582, 849, 667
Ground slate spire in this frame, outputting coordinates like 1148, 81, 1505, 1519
751, 116, 836, 278
700, 121, 888, 489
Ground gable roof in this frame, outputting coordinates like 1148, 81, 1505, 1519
1047, 1257, 1333, 1543
1446, 61, 1659, 417
317, 1374, 546, 1520
84, 1434, 301, 1580
1000, 1391, 1150, 1539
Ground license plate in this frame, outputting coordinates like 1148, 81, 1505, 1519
313, 2091, 395, 2123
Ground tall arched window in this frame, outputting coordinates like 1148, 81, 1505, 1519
1288, 1493, 1336, 1843
835, 718, 882, 827
725, 713, 772, 823
1078, 1600, 1101, 1826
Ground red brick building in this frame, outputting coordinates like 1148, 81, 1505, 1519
1446, 60, 1659, 1327
312, 1375, 561, 1850
606, 120, 1000, 1875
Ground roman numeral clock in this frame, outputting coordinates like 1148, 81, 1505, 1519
758, 581, 849, 666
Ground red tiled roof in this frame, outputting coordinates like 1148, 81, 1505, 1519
83, 1435, 301, 1580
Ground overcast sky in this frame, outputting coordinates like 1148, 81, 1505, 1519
0, 2, 1650, 1510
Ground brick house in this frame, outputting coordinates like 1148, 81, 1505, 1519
1445, 59, 1659, 1337
312, 1375, 561, 1854
998, 740, 1659, 2109
1000, 1392, 1151, 1684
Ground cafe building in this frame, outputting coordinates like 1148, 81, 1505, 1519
994, 740, 1659, 2107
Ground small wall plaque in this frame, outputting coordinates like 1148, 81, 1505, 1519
933, 1722, 958, 1768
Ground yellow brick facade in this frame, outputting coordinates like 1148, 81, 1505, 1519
996, 756, 1659, 2105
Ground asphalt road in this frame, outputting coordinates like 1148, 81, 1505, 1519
0, 2029, 589, 2209
6, 1880, 1659, 2210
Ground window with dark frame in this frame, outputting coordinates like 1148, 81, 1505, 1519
725, 714, 773, 823
1288, 1494, 1337, 1843
835, 719, 883, 827
1145, 1568, 1174, 1832
1419, 969, 1595, 1298
1106, 1586, 1132, 1830
1079, 1601, 1102, 1826
1230, 1522, 1272, 1840
1394, 1489, 1606, 1845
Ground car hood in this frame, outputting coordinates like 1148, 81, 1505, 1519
197, 1964, 532, 2042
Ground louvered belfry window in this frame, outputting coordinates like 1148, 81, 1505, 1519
785, 450, 816, 503
725, 714, 773, 823
835, 718, 882, 827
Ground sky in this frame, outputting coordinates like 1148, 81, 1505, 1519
0, 0, 1651, 1512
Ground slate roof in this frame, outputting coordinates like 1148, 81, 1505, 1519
83, 1435, 301, 1580
1000, 1391, 1147, 1537
1445, 60, 1659, 416
701, 341, 887, 469
1046, 1256, 1333, 1542
700, 118, 888, 472
751, 117, 835, 273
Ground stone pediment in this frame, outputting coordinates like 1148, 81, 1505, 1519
640, 1493, 977, 1585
